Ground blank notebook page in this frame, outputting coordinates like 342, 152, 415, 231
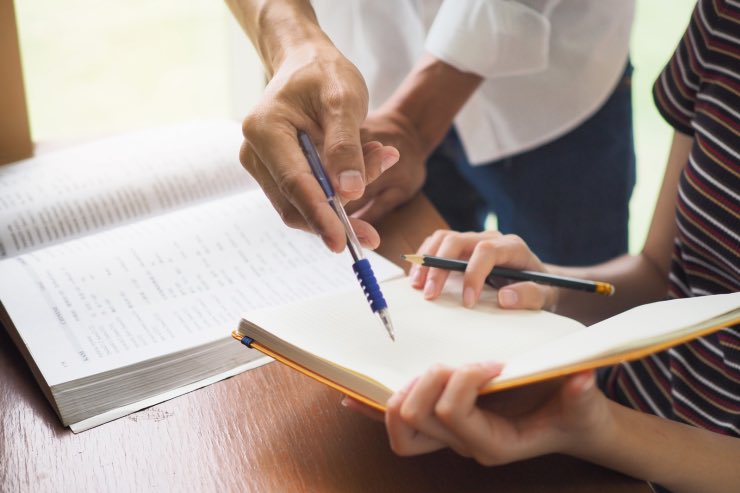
242, 275, 583, 391
500, 291, 740, 382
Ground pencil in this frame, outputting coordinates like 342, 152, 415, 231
402, 254, 615, 296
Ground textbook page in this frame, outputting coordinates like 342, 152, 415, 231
242, 275, 584, 392
0, 121, 251, 258
0, 191, 403, 387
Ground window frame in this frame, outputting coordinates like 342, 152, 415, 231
0, 0, 32, 164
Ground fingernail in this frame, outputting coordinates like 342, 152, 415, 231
386, 392, 402, 408
340, 397, 349, 407
339, 170, 364, 193
483, 361, 504, 373
401, 377, 418, 394
463, 287, 476, 308
499, 289, 518, 307
411, 267, 422, 286
380, 154, 398, 172
356, 234, 370, 248
321, 235, 339, 253
423, 279, 436, 299
580, 373, 595, 392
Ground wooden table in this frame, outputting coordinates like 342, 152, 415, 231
0, 195, 650, 493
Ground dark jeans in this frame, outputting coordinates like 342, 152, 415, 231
423, 65, 636, 266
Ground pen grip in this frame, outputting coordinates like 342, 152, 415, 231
353, 259, 387, 313
298, 131, 335, 197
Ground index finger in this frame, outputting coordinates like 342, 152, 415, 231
245, 121, 347, 252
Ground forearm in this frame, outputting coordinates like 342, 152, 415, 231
544, 133, 691, 325
547, 254, 669, 325
225, 0, 331, 76
571, 400, 740, 493
379, 54, 483, 155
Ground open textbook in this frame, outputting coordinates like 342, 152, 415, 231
0, 121, 403, 432
235, 277, 740, 411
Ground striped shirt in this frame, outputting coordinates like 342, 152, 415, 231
600, 0, 740, 438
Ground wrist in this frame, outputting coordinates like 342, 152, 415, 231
559, 390, 620, 460
254, 1, 333, 76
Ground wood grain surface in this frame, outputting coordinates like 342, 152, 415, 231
0, 194, 650, 493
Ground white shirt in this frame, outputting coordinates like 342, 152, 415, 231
311, 0, 634, 165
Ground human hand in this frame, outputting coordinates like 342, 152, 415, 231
340, 378, 562, 423
345, 109, 428, 224
410, 230, 559, 311
239, 43, 399, 252
342, 53, 482, 226
381, 363, 612, 465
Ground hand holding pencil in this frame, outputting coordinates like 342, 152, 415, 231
406, 230, 613, 311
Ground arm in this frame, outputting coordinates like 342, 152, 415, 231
225, 0, 399, 251
387, 0, 559, 150
225, 0, 323, 78
349, 55, 482, 223
378, 55, 483, 156
350, 0, 558, 222
414, 132, 692, 325
577, 394, 740, 493
375, 364, 740, 493
547, 131, 690, 323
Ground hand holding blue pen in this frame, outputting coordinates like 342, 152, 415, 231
297, 131, 396, 341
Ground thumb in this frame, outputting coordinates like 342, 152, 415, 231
562, 371, 597, 402
497, 282, 551, 310
341, 395, 385, 422
559, 371, 604, 421
322, 115, 366, 202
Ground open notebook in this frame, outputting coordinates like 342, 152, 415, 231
235, 276, 740, 410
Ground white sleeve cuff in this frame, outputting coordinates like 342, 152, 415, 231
425, 0, 555, 78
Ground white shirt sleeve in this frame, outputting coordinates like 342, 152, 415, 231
425, 0, 562, 78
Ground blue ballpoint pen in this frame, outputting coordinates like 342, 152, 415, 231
297, 131, 396, 341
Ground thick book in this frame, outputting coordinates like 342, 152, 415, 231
234, 276, 740, 411
0, 121, 403, 431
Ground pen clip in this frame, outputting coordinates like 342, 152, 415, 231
298, 131, 335, 198
298, 130, 364, 260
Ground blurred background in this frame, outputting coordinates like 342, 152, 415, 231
14, 0, 696, 253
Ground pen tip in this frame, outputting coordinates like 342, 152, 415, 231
379, 309, 395, 342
